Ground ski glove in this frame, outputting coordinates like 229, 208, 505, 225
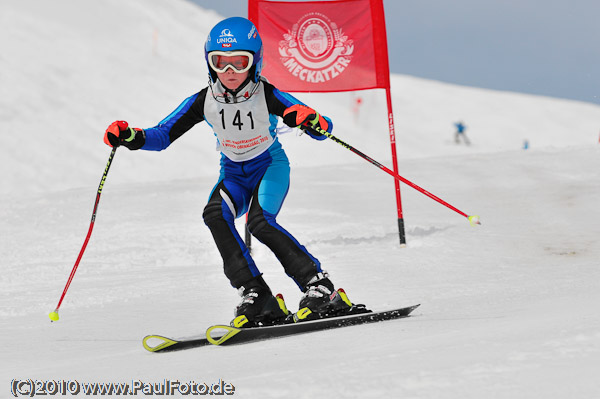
104, 120, 145, 150
282, 104, 331, 140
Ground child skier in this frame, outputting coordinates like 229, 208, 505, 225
104, 17, 351, 327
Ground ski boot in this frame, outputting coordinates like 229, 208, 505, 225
232, 278, 289, 328
294, 272, 359, 322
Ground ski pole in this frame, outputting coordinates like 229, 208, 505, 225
49, 146, 118, 322
305, 126, 480, 226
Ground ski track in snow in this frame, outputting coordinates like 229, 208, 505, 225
2, 1, 600, 398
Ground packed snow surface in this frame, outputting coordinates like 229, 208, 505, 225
1, 1, 599, 398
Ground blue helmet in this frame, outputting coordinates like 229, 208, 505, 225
205, 17, 263, 83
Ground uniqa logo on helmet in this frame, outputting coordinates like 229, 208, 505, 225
217, 28, 237, 48
279, 12, 354, 84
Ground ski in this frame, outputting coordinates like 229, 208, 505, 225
142, 304, 420, 353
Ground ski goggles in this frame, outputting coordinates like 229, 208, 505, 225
208, 51, 254, 73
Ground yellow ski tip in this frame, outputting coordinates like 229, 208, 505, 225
142, 335, 178, 352
206, 325, 241, 346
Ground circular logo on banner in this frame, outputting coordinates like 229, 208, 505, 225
298, 18, 333, 59
279, 12, 354, 83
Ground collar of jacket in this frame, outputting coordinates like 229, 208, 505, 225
210, 78, 259, 104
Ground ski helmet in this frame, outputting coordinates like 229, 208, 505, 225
205, 17, 263, 83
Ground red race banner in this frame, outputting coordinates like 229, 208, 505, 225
248, 0, 390, 92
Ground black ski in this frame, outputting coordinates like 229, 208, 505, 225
142, 304, 419, 353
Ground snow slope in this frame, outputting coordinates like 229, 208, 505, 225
2, 1, 600, 398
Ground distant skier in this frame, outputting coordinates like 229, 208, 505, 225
103, 17, 351, 327
454, 121, 471, 145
